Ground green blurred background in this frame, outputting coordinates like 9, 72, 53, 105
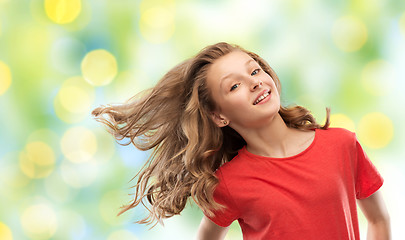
0, 0, 404, 239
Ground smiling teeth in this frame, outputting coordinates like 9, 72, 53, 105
254, 92, 270, 105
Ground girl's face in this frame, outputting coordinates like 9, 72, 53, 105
206, 50, 281, 129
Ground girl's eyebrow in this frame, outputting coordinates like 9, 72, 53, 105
220, 59, 256, 83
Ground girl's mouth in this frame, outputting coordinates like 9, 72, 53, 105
253, 90, 271, 105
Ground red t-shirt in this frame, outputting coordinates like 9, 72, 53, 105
206, 128, 383, 239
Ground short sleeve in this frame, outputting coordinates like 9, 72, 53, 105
205, 169, 239, 227
354, 134, 384, 199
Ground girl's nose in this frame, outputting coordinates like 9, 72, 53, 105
251, 80, 263, 91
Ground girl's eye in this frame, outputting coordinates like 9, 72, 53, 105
230, 83, 239, 91
251, 69, 260, 76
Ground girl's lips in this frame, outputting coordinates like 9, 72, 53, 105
253, 89, 271, 105
255, 91, 271, 105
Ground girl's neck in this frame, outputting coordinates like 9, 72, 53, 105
238, 113, 314, 158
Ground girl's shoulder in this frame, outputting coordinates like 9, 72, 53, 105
214, 150, 247, 178
319, 127, 355, 140
318, 127, 358, 150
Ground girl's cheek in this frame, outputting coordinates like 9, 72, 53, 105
233, 96, 248, 106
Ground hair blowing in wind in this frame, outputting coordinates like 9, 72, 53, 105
91, 42, 330, 226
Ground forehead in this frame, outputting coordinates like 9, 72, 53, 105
208, 50, 254, 76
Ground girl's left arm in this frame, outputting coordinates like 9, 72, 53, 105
357, 189, 391, 240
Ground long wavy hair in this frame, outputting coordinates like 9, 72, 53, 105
92, 42, 330, 226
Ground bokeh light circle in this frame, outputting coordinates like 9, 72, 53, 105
99, 190, 132, 225
1, 152, 31, 191
59, 85, 91, 113
81, 49, 118, 86
45, 171, 77, 203
45, 0, 82, 24
54, 76, 95, 123
61, 126, 97, 163
329, 113, 356, 132
0, 222, 13, 240
60, 159, 99, 188
332, 16, 368, 52
19, 141, 56, 179
92, 128, 116, 163
27, 128, 60, 152
55, 210, 86, 240
361, 60, 394, 96
26, 141, 55, 166
357, 112, 394, 149
0, 61, 12, 95
107, 230, 139, 240
139, 7, 175, 43
21, 204, 58, 239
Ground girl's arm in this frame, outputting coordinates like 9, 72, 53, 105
357, 190, 391, 240
196, 216, 230, 240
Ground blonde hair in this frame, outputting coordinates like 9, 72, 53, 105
92, 42, 330, 226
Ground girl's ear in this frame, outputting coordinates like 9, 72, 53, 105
211, 112, 229, 127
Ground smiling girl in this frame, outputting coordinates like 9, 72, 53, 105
92, 42, 390, 239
